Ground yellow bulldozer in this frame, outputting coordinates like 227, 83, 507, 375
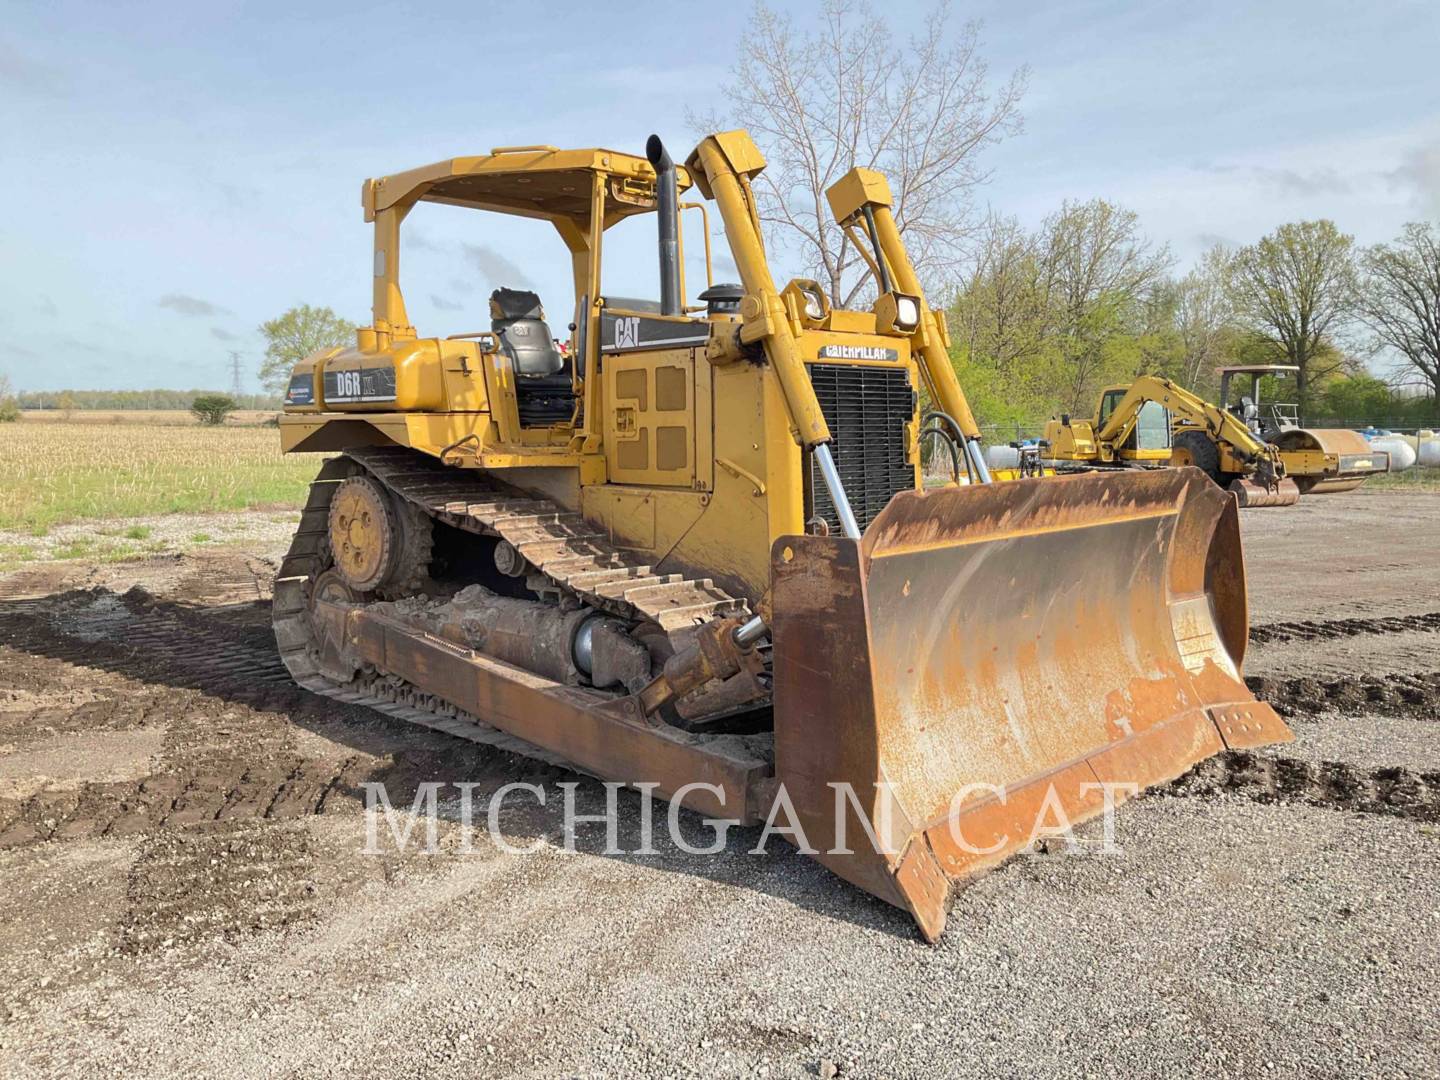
275, 131, 1290, 941
1044, 370, 1389, 507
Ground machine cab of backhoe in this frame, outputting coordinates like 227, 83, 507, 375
1095, 386, 1173, 460
1044, 385, 1173, 464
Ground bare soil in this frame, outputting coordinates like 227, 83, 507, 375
1, 491, 1438, 1079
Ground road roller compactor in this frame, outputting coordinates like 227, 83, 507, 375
275, 131, 1291, 940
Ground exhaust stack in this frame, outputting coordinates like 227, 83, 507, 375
646, 134, 682, 316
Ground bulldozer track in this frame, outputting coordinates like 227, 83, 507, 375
343, 446, 748, 631
1170, 751, 1440, 824
0, 589, 293, 690
1250, 610, 1440, 646
271, 448, 750, 763
0, 756, 371, 849
1249, 671, 1440, 721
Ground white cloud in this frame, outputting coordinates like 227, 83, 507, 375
159, 293, 232, 318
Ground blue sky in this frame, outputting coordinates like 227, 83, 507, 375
3, 0, 1437, 393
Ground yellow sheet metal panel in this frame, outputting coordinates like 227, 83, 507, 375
602, 349, 698, 488
825, 166, 894, 222
317, 340, 444, 413
438, 340, 489, 412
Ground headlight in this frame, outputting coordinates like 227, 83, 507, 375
894, 294, 920, 332
803, 288, 826, 321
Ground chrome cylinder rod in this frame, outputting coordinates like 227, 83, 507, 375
733, 614, 768, 648
814, 442, 862, 540
965, 438, 993, 484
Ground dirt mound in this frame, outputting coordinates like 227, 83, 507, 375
1250, 610, 1440, 646
1248, 671, 1440, 720
1170, 750, 1440, 822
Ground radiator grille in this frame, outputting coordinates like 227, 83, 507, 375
808, 363, 916, 533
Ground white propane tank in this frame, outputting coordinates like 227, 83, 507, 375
1370, 435, 1417, 471
1418, 437, 1440, 468
985, 444, 1021, 472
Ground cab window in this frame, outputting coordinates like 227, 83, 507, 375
1098, 389, 1125, 428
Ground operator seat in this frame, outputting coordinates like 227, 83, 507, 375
489, 287, 575, 426
1239, 395, 1260, 432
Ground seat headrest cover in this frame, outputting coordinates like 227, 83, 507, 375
490, 287, 545, 322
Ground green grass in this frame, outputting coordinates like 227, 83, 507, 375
190, 532, 213, 543
0, 424, 316, 531
1364, 466, 1440, 493
51, 537, 100, 560
0, 542, 37, 570
123, 524, 152, 540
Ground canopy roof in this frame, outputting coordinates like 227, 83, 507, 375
1220, 364, 1300, 375
362, 145, 694, 229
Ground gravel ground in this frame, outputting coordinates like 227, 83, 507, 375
0, 490, 1437, 1079
0, 510, 300, 569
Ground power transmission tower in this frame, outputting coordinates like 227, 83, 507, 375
229, 351, 244, 403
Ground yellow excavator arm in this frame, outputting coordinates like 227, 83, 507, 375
1049, 375, 1280, 469
1096, 375, 1273, 464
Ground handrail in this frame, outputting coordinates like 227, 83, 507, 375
446, 331, 499, 350
680, 201, 715, 293
489, 145, 559, 155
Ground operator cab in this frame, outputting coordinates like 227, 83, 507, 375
1219, 364, 1301, 440
489, 288, 576, 426
1097, 388, 1172, 452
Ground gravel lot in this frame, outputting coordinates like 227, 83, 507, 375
0, 490, 1436, 1079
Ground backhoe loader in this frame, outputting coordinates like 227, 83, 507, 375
1045, 374, 1387, 507
275, 131, 1290, 941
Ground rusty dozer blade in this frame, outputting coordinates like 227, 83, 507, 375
768, 466, 1291, 942
1228, 476, 1301, 507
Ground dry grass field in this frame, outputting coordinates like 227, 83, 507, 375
0, 422, 313, 534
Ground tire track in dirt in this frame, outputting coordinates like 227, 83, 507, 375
0, 582, 568, 854
1248, 671, 1440, 721
1249, 610, 1440, 646
0, 581, 325, 859
0, 587, 300, 706
1169, 751, 1440, 823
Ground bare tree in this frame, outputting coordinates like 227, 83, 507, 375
1357, 222, 1440, 401
696, 0, 1026, 306
1225, 220, 1356, 413
1173, 245, 1233, 391
1037, 199, 1173, 412
951, 212, 1050, 367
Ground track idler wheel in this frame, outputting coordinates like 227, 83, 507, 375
328, 474, 407, 592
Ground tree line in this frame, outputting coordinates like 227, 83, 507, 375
19, 1, 1439, 436
14, 388, 281, 411
950, 213, 1440, 431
